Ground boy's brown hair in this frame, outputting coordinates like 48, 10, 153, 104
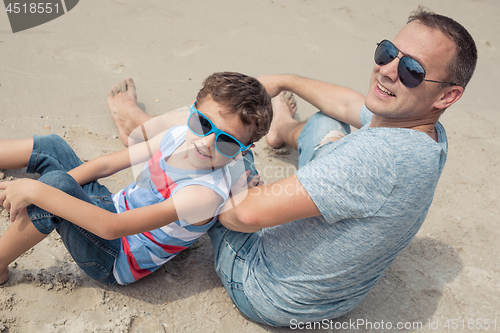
196, 72, 272, 143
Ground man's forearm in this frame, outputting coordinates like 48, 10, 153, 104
261, 74, 365, 128
218, 205, 262, 233
218, 175, 321, 233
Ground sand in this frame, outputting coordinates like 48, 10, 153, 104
0, 0, 499, 332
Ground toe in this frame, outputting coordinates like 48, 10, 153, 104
283, 91, 298, 117
119, 80, 127, 93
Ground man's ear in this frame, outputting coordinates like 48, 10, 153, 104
434, 86, 464, 110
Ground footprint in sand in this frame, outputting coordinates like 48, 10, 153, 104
50, 45, 125, 73
173, 40, 205, 57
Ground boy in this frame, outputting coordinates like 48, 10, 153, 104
0, 71, 271, 285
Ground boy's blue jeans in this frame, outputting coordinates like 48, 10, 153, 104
26, 134, 119, 284
208, 112, 351, 325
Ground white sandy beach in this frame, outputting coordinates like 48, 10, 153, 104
0, 0, 499, 332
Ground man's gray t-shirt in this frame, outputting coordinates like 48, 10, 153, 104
243, 106, 448, 325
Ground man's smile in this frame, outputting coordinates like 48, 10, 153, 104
377, 82, 396, 97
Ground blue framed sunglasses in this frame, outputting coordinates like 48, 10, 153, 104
187, 102, 252, 158
375, 39, 459, 88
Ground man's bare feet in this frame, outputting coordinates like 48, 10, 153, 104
107, 78, 153, 146
266, 91, 298, 148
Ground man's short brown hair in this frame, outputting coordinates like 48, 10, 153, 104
408, 6, 477, 89
196, 72, 272, 143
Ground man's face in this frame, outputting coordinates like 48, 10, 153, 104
365, 21, 457, 121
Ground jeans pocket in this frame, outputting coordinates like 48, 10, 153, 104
76, 260, 117, 283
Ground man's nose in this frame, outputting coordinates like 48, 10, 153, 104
379, 54, 400, 83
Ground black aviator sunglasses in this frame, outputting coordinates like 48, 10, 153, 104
374, 39, 459, 88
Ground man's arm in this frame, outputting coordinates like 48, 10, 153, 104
218, 174, 320, 233
259, 74, 365, 129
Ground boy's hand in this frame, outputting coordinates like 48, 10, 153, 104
247, 175, 264, 188
0, 179, 37, 222
232, 171, 262, 193
220, 171, 263, 215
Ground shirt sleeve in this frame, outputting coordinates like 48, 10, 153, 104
296, 133, 396, 223
359, 105, 374, 127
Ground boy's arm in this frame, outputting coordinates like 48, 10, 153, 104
68, 130, 168, 185
68, 149, 131, 186
0, 178, 176, 238
218, 174, 321, 233
258, 74, 365, 129
171, 185, 224, 226
0, 177, 223, 239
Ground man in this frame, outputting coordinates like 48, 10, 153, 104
108, 7, 477, 327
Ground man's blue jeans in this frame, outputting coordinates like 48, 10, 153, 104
208, 112, 351, 325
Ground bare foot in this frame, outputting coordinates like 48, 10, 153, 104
266, 91, 298, 148
0, 267, 9, 286
107, 78, 153, 146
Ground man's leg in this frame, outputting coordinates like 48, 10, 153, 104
208, 150, 273, 325
266, 91, 350, 153
107, 78, 190, 146
266, 92, 304, 150
267, 91, 351, 168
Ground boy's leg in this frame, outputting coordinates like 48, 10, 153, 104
1, 171, 120, 284
0, 138, 34, 169
0, 134, 81, 283
0, 135, 119, 284
0, 209, 47, 284
27, 134, 85, 175
107, 78, 190, 146
25, 136, 120, 283
0, 134, 84, 283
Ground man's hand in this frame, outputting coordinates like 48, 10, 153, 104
0, 179, 38, 222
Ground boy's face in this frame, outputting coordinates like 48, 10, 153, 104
185, 97, 254, 170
